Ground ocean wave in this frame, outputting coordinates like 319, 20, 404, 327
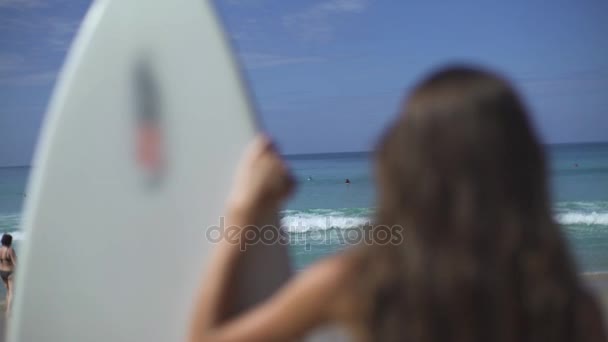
0, 202, 606, 238
0, 212, 23, 240
0, 213, 20, 234
280, 204, 608, 232
281, 208, 372, 232
2, 231, 24, 241
554, 201, 608, 211
556, 212, 608, 226
280, 209, 608, 232
553, 201, 608, 226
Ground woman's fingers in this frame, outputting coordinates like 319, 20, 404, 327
227, 134, 295, 213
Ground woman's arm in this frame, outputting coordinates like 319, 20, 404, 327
188, 136, 354, 341
10, 247, 16, 266
188, 206, 262, 339
190, 136, 287, 337
190, 242, 352, 342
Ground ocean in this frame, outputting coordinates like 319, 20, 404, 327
0, 142, 607, 273
283, 142, 608, 271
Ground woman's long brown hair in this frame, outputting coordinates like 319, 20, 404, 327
357, 66, 602, 341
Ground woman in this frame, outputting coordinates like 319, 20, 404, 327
189, 67, 606, 341
0, 233, 16, 316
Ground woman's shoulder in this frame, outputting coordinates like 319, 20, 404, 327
300, 251, 359, 289
301, 251, 363, 318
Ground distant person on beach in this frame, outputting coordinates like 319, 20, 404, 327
189, 67, 606, 341
0, 233, 16, 316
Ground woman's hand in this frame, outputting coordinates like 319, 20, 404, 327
226, 135, 295, 216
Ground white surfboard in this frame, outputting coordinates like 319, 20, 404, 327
8, 0, 292, 341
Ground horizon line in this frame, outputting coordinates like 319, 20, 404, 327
1, 139, 607, 168
282, 139, 608, 157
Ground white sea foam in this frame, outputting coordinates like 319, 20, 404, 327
1, 202, 606, 239
4, 230, 24, 241
280, 209, 608, 233
281, 213, 370, 232
556, 211, 608, 226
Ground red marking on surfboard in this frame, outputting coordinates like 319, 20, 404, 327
137, 121, 162, 171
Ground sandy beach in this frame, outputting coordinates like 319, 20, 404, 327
0, 272, 605, 341
584, 272, 608, 319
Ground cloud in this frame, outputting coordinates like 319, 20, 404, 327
46, 17, 80, 51
0, 70, 56, 86
0, 15, 75, 87
0, 54, 24, 71
229, 23, 262, 43
0, 14, 80, 52
240, 53, 325, 69
516, 68, 608, 84
0, 52, 56, 86
222, 0, 265, 5
283, 0, 368, 42
15, 70, 56, 85
513, 68, 608, 99
0, 0, 46, 9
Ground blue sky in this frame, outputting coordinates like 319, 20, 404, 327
0, 0, 607, 166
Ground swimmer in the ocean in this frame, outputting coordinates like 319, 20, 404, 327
307, 176, 313, 181
345, 178, 351, 184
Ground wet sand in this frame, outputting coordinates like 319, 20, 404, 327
0, 302, 4, 342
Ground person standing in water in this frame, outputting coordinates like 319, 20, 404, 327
0, 234, 16, 316
189, 67, 606, 341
